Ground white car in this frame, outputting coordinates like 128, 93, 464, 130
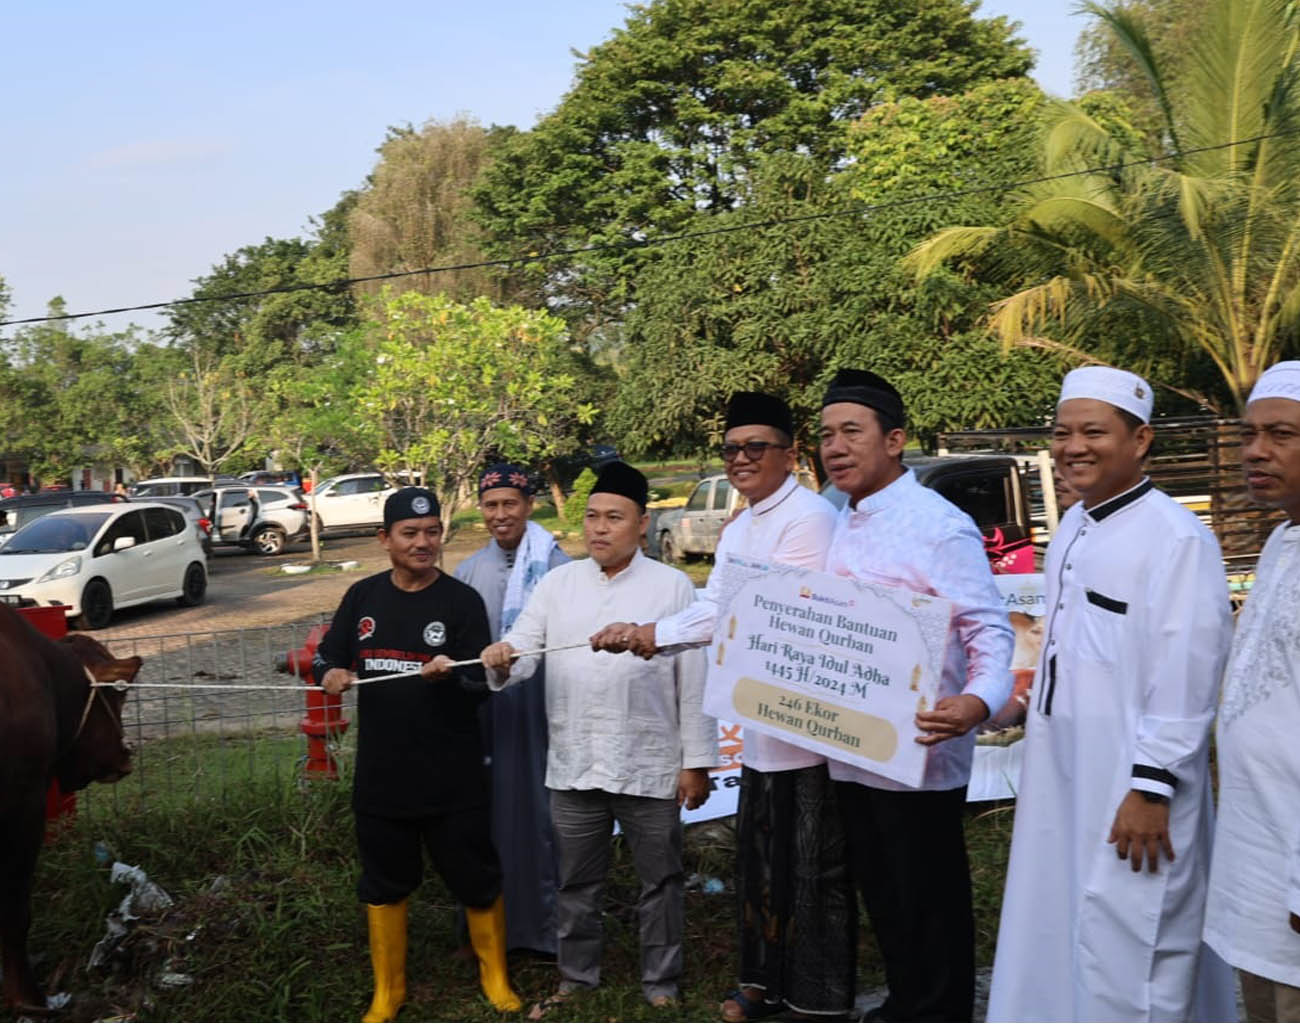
310, 473, 395, 532
130, 475, 242, 497
0, 502, 207, 629
191, 485, 308, 555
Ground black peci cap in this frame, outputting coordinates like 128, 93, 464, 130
478, 462, 533, 496
725, 391, 794, 437
821, 369, 905, 430
383, 487, 441, 528
589, 461, 649, 509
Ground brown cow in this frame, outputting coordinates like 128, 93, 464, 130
0, 603, 140, 1010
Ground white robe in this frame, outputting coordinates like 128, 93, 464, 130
988, 480, 1237, 1022
1204, 521, 1300, 987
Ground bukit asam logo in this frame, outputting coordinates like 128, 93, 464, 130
798, 585, 855, 608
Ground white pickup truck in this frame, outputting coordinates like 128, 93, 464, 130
650, 476, 742, 563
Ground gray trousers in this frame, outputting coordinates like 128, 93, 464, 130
549, 788, 683, 1001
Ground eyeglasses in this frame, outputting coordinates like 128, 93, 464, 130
720, 441, 789, 462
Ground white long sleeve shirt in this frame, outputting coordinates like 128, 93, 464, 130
1205, 520, 1300, 987
654, 474, 837, 772
823, 468, 1014, 792
493, 549, 718, 799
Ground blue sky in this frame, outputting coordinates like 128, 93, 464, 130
1, 1, 1086, 333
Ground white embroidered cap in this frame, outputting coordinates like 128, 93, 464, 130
1058, 366, 1154, 423
1247, 360, 1300, 405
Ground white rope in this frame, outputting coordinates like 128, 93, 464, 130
89, 641, 595, 692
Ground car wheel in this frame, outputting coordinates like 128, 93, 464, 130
74, 579, 114, 630
178, 561, 207, 606
253, 525, 286, 556
659, 532, 678, 564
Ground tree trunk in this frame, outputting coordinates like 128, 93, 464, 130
545, 463, 566, 518
309, 467, 322, 563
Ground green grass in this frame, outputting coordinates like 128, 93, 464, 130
631, 459, 711, 477
16, 735, 1014, 1022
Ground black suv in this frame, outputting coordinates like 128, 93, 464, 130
821, 455, 1035, 573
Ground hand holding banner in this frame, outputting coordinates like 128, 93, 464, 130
703, 554, 953, 788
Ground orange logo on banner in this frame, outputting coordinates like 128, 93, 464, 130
714, 722, 743, 773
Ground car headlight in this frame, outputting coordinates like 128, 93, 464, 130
37, 556, 82, 583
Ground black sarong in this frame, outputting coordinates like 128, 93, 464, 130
736, 763, 856, 1016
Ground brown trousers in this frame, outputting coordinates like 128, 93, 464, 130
1242, 970, 1300, 1023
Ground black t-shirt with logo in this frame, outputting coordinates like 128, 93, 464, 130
313, 570, 492, 817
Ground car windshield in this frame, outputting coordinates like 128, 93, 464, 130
0, 512, 111, 554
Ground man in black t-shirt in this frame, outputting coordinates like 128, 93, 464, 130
314, 487, 521, 1021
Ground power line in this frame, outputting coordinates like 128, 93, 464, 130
2, 128, 1295, 329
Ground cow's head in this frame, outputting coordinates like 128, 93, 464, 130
56, 634, 140, 790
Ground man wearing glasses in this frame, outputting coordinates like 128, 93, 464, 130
592, 392, 853, 1023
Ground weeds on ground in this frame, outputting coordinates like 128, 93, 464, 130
16, 737, 1014, 1023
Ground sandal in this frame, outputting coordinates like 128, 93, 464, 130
720, 988, 782, 1023
528, 986, 577, 1021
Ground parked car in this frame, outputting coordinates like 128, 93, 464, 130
542, 444, 622, 493
821, 455, 1035, 573
651, 475, 741, 564
129, 476, 242, 498
238, 469, 303, 488
0, 491, 129, 547
190, 485, 308, 556
650, 455, 1034, 573
309, 473, 395, 533
0, 502, 208, 628
144, 494, 215, 557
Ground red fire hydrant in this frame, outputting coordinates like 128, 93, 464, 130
275, 624, 350, 780
14, 604, 79, 831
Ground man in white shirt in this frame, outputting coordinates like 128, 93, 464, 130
1204, 360, 1300, 1023
481, 461, 717, 1014
819, 368, 1014, 1022
988, 366, 1235, 1022
591, 392, 853, 1023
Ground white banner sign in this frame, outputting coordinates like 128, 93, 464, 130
702, 554, 953, 788
968, 573, 1045, 802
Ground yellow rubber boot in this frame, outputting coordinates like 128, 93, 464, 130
362, 900, 408, 1023
465, 895, 522, 1012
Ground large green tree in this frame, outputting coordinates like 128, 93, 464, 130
610, 79, 1066, 457
165, 201, 358, 372
910, 0, 1300, 411
0, 301, 180, 481
472, 0, 1033, 339
348, 118, 518, 304
1074, 0, 1208, 138
346, 291, 597, 526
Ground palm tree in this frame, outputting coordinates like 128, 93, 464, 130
906, 0, 1300, 411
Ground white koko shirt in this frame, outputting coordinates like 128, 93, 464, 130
492, 549, 718, 799
1205, 521, 1300, 988
988, 478, 1236, 1022
654, 473, 838, 772
823, 468, 1014, 792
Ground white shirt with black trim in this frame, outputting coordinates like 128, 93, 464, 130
988, 478, 1236, 1021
